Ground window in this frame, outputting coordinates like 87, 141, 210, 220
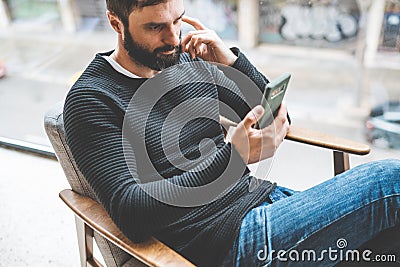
379, 1, 400, 52
259, 0, 360, 49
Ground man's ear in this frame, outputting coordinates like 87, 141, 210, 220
107, 11, 123, 34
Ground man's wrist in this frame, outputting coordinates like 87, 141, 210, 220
226, 47, 240, 66
218, 47, 237, 66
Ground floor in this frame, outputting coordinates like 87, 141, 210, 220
0, 147, 80, 267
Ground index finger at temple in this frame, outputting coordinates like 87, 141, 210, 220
182, 15, 207, 30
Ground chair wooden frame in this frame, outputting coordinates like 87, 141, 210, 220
219, 117, 370, 175
60, 190, 194, 267
57, 117, 370, 267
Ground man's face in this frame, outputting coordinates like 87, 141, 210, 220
123, 27, 182, 71
124, 0, 184, 71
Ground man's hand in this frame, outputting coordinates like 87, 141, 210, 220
230, 104, 290, 164
182, 16, 238, 66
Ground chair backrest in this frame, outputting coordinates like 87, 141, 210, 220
44, 102, 132, 267
44, 102, 97, 199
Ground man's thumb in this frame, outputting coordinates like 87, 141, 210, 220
243, 105, 264, 128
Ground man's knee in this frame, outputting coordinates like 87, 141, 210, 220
371, 159, 400, 184
379, 158, 400, 174
349, 159, 400, 186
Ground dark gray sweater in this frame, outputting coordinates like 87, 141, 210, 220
64, 49, 275, 266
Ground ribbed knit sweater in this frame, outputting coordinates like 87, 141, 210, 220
64, 48, 276, 266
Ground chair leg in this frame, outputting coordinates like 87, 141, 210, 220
75, 216, 104, 267
333, 151, 350, 176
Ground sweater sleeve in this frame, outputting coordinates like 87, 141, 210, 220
230, 47, 269, 91
212, 48, 270, 122
64, 88, 247, 242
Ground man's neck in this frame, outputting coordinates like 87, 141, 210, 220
111, 47, 160, 79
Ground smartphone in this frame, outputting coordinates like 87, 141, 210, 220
254, 73, 291, 129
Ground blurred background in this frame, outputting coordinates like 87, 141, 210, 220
0, 0, 399, 266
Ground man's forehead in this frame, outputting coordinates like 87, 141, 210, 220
130, 0, 184, 22
136, 0, 167, 8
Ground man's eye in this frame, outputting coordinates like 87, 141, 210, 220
149, 25, 162, 31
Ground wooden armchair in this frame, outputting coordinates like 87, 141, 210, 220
45, 104, 369, 267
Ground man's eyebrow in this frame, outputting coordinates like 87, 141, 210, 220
143, 11, 185, 27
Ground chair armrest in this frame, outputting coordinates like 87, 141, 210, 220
285, 126, 370, 155
59, 189, 195, 267
219, 117, 370, 156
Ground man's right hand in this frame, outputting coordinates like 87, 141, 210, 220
230, 104, 290, 164
181, 16, 238, 66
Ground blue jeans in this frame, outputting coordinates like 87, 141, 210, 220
223, 159, 400, 266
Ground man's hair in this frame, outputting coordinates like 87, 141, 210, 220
106, 0, 168, 25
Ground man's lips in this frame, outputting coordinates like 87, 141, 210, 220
159, 49, 175, 55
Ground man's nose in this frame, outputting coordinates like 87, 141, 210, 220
162, 25, 180, 47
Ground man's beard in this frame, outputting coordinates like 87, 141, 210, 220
124, 28, 182, 71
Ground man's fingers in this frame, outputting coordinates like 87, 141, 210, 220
182, 31, 211, 46
182, 15, 207, 30
242, 105, 264, 129
273, 103, 290, 141
277, 101, 287, 117
275, 103, 288, 127
181, 32, 202, 53
182, 32, 213, 59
